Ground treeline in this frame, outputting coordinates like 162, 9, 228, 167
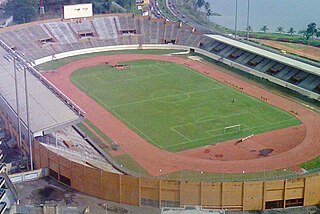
186, 0, 214, 18
3, 0, 134, 24
256, 22, 320, 40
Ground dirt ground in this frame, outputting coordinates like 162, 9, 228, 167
43, 54, 320, 176
258, 39, 320, 62
14, 177, 159, 214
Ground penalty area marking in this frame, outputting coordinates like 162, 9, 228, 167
72, 79, 163, 148
111, 87, 222, 108
164, 118, 296, 150
170, 127, 191, 142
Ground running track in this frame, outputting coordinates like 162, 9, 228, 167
42, 54, 320, 176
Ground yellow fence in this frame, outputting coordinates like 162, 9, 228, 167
1, 109, 320, 211
32, 139, 320, 211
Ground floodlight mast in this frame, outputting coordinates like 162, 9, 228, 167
4, 40, 34, 171
234, 0, 238, 39
246, 0, 251, 41
23, 65, 34, 171
13, 57, 23, 157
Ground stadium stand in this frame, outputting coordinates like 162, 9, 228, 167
0, 14, 319, 100
1, 13, 320, 212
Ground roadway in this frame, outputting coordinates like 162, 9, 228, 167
149, 0, 214, 33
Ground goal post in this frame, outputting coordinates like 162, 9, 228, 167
224, 124, 241, 134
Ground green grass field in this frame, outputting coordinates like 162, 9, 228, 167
71, 60, 300, 152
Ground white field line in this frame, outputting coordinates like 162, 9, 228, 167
181, 65, 225, 86
72, 79, 163, 148
110, 87, 223, 108
93, 75, 105, 84
94, 72, 170, 85
247, 111, 272, 125
206, 124, 250, 137
170, 127, 191, 142
196, 111, 249, 124
164, 118, 297, 149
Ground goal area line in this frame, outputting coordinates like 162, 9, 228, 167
224, 124, 241, 134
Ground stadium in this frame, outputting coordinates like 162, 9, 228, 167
0, 4, 320, 212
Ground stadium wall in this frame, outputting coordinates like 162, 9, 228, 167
1, 69, 320, 211
195, 48, 320, 101
31, 138, 320, 211
34, 45, 320, 101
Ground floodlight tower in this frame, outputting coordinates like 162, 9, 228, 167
40, 0, 45, 15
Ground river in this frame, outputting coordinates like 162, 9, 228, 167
208, 0, 320, 32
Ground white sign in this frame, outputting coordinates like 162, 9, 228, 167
63, 3, 93, 20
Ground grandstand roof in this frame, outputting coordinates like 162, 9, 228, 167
205, 35, 320, 77
0, 46, 83, 137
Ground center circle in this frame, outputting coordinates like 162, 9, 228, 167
152, 90, 190, 104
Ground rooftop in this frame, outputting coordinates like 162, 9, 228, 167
0, 46, 83, 137
205, 35, 320, 77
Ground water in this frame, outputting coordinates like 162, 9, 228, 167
208, 0, 320, 32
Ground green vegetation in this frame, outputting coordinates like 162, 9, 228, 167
4, 0, 38, 24
287, 27, 296, 36
158, 0, 179, 21
76, 122, 111, 155
157, 168, 296, 182
174, 1, 320, 47
36, 49, 185, 71
276, 26, 285, 34
35, 48, 320, 178
113, 154, 150, 177
175, 0, 226, 32
3, 0, 138, 24
260, 25, 269, 33
78, 120, 150, 177
71, 60, 300, 152
84, 120, 114, 145
189, 52, 320, 110
301, 156, 320, 171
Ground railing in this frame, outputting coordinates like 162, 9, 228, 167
0, 38, 86, 117
73, 124, 152, 178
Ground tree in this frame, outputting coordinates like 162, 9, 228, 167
4, 0, 38, 24
276, 26, 284, 34
196, 0, 205, 11
298, 29, 306, 36
316, 30, 320, 38
93, 0, 111, 14
204, 1, 210, 11
246, 26, 253, 32
305, 22, 318, 39
287, 27, 296, 36
206, 8, 213, 18
260, 25, 269, 33
204, 1, 212, 18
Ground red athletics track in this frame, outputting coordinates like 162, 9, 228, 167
42, 54, 320, 176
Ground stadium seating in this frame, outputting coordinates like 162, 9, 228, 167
0, 14, 318, 96
92, 17, 119, 39
43, 22, 79, 44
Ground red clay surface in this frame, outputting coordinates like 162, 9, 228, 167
42, 54, 320, 176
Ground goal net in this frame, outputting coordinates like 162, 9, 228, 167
224, 124, 241, 134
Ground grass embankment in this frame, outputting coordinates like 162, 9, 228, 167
36, 49, 184, 71
175, 0, 228, 32
238, 32, 320, 47
158, 0, 179, 21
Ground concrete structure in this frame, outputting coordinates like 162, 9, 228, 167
0, 14, 319, 212
0, 14, 318, 100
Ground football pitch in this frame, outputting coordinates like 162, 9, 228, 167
71, 60, 300, 152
